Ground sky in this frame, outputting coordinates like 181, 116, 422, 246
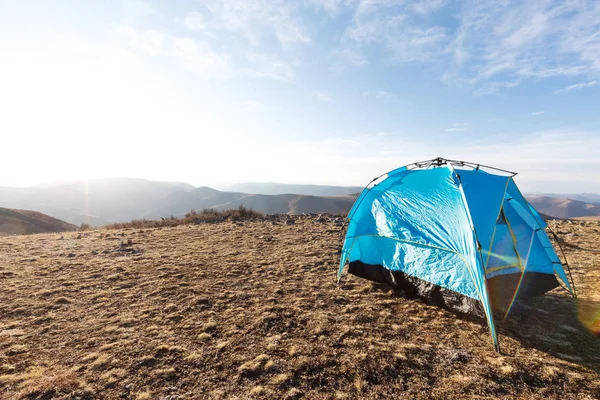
0, 0, 599, 192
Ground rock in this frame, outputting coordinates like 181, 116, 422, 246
0, 328, 25, 337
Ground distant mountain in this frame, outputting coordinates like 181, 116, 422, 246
526, 192, 600, 205
0, 179, 357, 226
2, 178, 599, 227
0, 208, 77, 235
224, 182, 363, 196
527, 196, 600, 219
146, 187, 357, 219
0, 178, 191, 226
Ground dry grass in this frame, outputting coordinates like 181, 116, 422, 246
0, 216, 598, 399
103, 205, 264, 230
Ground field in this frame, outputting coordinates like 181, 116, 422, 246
0, 216, 599, 399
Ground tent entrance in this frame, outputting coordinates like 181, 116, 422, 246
348, 260, 485, 318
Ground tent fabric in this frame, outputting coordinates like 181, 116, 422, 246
338, 158, 575, 350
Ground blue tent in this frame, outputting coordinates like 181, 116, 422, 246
338, 158, 575, 351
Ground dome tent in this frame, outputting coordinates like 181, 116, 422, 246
338, 157, 576, 351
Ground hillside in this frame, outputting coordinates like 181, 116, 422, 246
0, 208, 77, 235
0, 179, 192, 227
0, 180, 358, 226
0, 217, 598, 399
527, 196, 600, 219
527, 193, 600, 204
224, 182, 363, 196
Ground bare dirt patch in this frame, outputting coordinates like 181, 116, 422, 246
0, 216, 598, 399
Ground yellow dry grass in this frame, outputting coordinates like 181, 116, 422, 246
0, 216, 598, 399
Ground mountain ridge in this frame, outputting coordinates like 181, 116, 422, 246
0, 207, 77, 235
0, 178, 599, 226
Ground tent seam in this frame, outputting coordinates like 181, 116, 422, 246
484, 178, 511, 270
446, 164, 499, 351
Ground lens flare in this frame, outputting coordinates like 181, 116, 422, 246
578, 300, 600, 335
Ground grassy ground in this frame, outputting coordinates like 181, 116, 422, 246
0, 216, 598, 399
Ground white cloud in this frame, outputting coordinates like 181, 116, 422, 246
320, 0, 600, 93
553, 80, 598, 94
409, 0, 447, 15
344, 5, 449, 63
184, 12, 205, 32
445, 123, 469, 132
243, 51, 295, 80
472, 80, 521, 96
330, 47, 368, 70
169, 37, 230, 77
312, 91, 332, 101
363, 90, 397, 100
112, 25, 165, 56
112, 25, 299, 81
532, 111, 545, 115
292, 130, 600, 190
120, 1, 600, 95
304, 0, 345, 13
240, 101, 270, 113
203, 0, 310, 47
122, 0, 159, 15
112, 26, 230, 77
446, 1, 600, 92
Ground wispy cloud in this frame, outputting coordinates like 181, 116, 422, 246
446, 1, 600, 93
243, 51, 295, 80
122, 0, 159, 15
553, 80, 598, 94
240, 101, 270, 113
125, 1, 600, 95
472, 80, 521, 96
184, 12, 205, 32
445, 123, 468, 132
363, 90, 397, 100
343, 2, 449, 63
112, 25, 298, 81
312, 91, 332, 101
203, 0, 310, 47
169, 37, 231, 77
409, 0, 447, 15
112, 26, 230, 77
112, 25, 166, 56
304, 130, 600, 190
320, 132, 393, 147
330, 1, 600, 94
304, 0, 345, 13
532, 111, 545, 115
330, 47, 368, 70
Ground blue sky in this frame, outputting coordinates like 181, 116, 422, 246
0, 0, 599, 192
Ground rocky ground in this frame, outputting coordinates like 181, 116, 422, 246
0, 215, 599, 399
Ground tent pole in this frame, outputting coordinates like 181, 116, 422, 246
447, 163, 501, 352
548, 228, 577, 298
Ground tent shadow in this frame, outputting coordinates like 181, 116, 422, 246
495, 293, 600, 372
364, 281, 599, 372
